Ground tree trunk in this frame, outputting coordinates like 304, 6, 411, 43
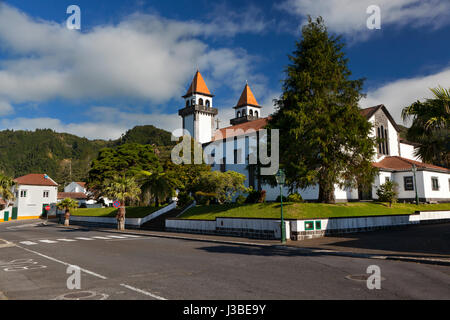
64, 209, 70, 226
116, 206, 126, 231
318, 180, 335, 204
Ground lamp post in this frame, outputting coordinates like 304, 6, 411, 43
275, 169, 286, 244
412, 164, 419, 205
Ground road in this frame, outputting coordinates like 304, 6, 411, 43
0, 220, 449, 300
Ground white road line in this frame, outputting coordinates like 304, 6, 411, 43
39, 240, 57, 244
92, 236, 112, 240
120, 284, 167, 300
105, 235, 127, 239
57, 239, 77, 242
75, 237, 95, 241
19, 241, 37, 245
120, 235, 141, 238
16, 245, 108, 280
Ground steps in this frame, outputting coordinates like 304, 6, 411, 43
140, 207, 182, 231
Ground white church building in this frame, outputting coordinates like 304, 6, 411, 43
178, 71, 450, 203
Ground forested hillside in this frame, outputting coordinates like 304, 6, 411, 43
0, 125, 173, 188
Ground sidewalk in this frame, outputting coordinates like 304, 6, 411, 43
57, 221, 450, 267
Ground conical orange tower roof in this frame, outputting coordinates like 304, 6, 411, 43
183, 70, 213, 97
235, 83, 261, 108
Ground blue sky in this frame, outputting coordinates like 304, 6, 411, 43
0, 0, 449, 139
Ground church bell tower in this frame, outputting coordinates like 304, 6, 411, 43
178, 71, 218, 144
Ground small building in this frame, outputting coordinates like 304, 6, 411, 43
63, 181, 113, 207
57, 192, 88, 206
12, 174, 58, 220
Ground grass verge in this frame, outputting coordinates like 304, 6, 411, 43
71, 205, 167, 218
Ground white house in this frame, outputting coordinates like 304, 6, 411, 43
12, 173, 58, 219
62, 181, 113, 207
178, 71, 450, 203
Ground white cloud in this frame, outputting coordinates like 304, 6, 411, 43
278, 0, 450, 40
361, 67, 450, 124
0, 100, 13, 116
0, 3, 268, 110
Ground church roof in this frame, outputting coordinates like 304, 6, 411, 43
234, 83, 261, 108
183, 70, 213, 98
372, 156, 449, 173
359, 104, 401, 132
212, 117, 269, 141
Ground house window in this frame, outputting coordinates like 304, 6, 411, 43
43, 190, 49, 198
431, 177, 439, 191
220, 157, 226, 172
385, 177, 390, 183
20, 190, 27, 197
403, 176, 414, 191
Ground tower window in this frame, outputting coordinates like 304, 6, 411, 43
237, 111, 241, 118
249, 110, 253, 116
242, 110, 246, 116
191, 98, 195, 105
199, 98, 203, 105
186, 100, 189, 107
206, 100, 210, 107
255, 111, 258, 118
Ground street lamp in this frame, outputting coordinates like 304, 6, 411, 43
412, 164, 419, 205
275, 169, 286, 244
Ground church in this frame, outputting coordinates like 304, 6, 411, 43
178, 71, 450, 203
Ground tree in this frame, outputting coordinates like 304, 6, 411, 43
192, 171, 247, 204
56, 198, 79, 226
267, 16, 377, 203
102, 175, 141, 230
87, 143, 162, 196
401, 86, 450, 168
138, 170, 181, 206
376, 181, 398, 207
0, 174, 15, 207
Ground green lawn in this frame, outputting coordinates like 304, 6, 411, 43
179, 202, 450, 220
71, 206, 166, 218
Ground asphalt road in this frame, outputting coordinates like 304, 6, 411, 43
0, 220, 449, 300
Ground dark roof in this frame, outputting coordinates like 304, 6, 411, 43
359, 104, 401, 132
373, 156, 449, 173
57, 192, 87, 200
14, 174, 58, 186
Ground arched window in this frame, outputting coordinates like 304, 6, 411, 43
249, 110, 253, 116
237, 111, 241, 118
242, 110, 246, 116
255, 111, 258, 118
199, 98, 204, 106
186, 100, 189, 107
206, 100, 210, 107
191, 98, 195, 106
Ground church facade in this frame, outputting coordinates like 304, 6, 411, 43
178, 71, 450, 202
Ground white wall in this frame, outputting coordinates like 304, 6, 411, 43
399, 142, 421, 162
198, 113, 213, 144
387, 119, 399, 156
13, 185, 58, 217
184, 114, 194, 138
64, 182, 86, 193
422, 171, 450, 200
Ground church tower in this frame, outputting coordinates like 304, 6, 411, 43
178, 71, 218, 144
230, 83, 262, 125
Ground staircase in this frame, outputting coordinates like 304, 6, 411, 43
140, 207, 182, 231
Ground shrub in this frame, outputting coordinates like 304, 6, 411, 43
287, 192, 303, 203
195, 191, 217, 206
177, 192, 194, 208
376, 181, 398, 207
235, 195, 246, 204
245, 189, 266, 203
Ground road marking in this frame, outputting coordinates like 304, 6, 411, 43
19, 241, 37, 245
39, 240, 57, 244
57, 239, 77, 242
16, 245, 108, 280
92, 236, 112, 240
121, 235, 141, 238
75, 237, 95, 241
120, 283, 167, 300
105, 235, 127, 239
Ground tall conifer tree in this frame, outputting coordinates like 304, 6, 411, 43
268, 17, 377, 203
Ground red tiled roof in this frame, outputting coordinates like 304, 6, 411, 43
0, 199, 6, 205
212, 117, 270, 141
14, 174, 58, 186
57, 192, 87, 200
76, 182, 86, 188
373, 156, 449, 172
235, 83, 260, 108
183, 70, 212, 97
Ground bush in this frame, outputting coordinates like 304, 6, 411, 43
245, 189, 266, 203
195, 191, 217, 206
376, 181, 398, 207
235, 195, 246, 204
287, 192, 303, 203
177, 192, 194, 208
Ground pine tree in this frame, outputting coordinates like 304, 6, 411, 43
268, 17, 377, 203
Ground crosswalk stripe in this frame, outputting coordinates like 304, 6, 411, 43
39, 240, 57, 244
75, 237, 95, 241
20, 241, 37, 245
105, 235, 127, 239
92, 236, 111, 240
121, 234, 141, 238
57, 239, 77, 242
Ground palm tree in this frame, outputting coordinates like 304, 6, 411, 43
402, 86, 450, 168
102, 175, 141, 230
0, 174, 15, 207
138, 170, 180, 206
57, 198, 79, 227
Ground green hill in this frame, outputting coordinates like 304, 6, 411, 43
0, 125, 173, 187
